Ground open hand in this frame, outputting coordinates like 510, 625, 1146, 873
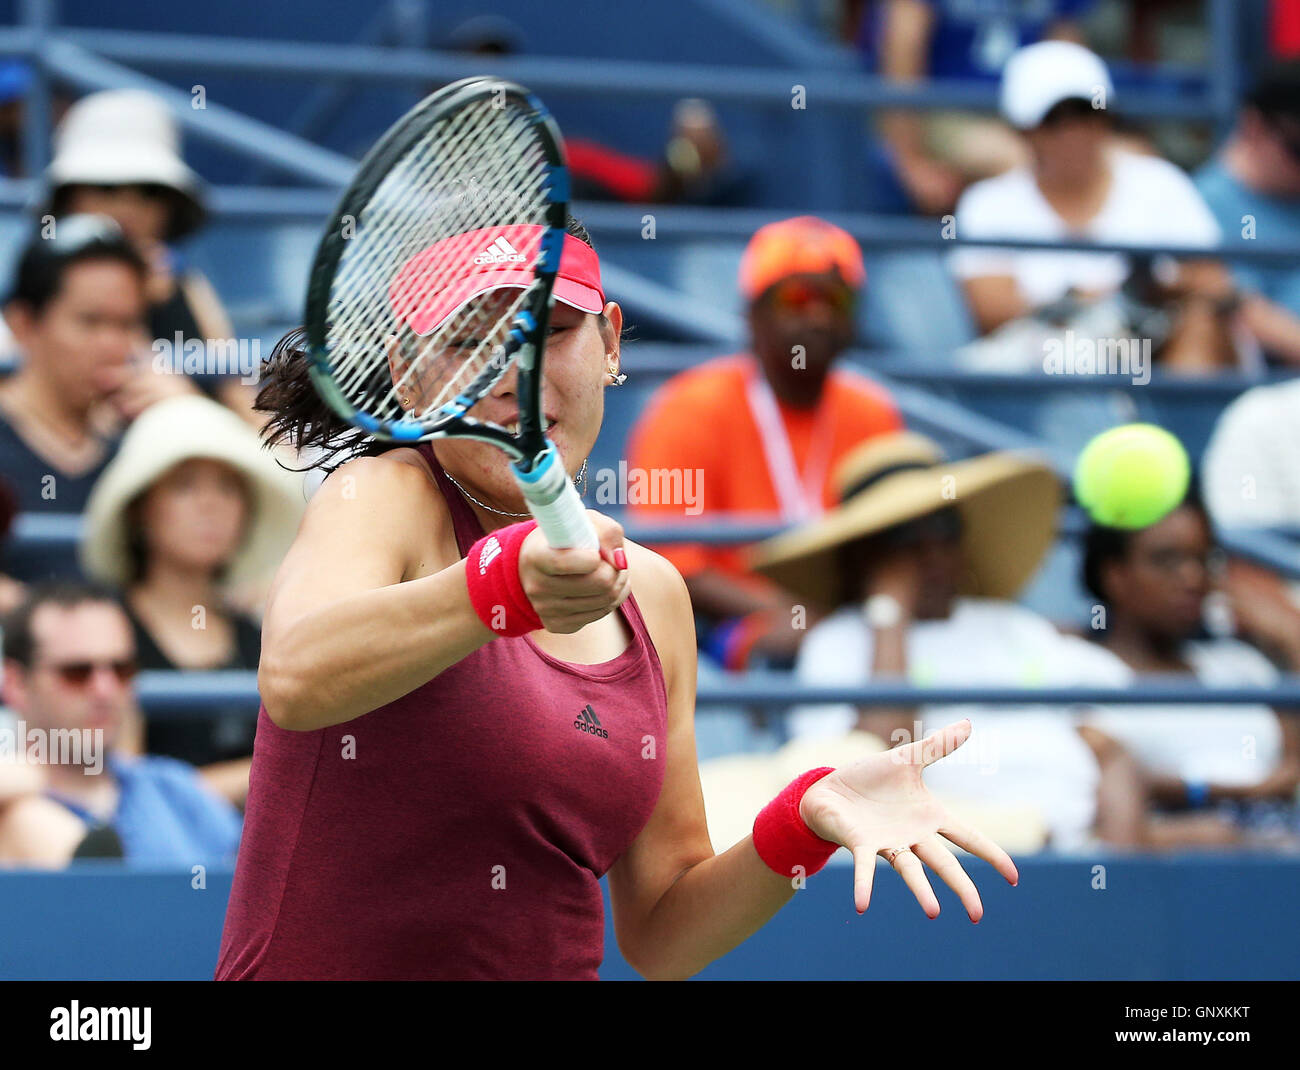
798, 719, 1019, 919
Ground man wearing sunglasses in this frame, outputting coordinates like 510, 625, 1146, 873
628, 216, 903, 691
0, 581, 242, 867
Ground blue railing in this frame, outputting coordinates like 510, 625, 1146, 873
126, 669, 1300, 715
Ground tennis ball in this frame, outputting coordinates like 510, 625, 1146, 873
1073, 423, 1190, 530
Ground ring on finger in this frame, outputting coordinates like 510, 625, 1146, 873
884, 846, 913, 866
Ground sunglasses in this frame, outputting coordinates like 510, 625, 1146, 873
763, 278, 855, 317
38, 658, 138, 687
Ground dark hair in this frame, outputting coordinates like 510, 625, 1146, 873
1, 579, 125, 667
4, 216, 147, 316
48, 183, 203, 244
1246, 61, 1300, 124
1080, 482, 1212, 606
256, 215, 604, 472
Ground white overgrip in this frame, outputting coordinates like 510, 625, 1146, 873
513, 446, 599, 549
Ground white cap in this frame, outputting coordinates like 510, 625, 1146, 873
44, 89, 205, 239
1000, 41, 1115, 130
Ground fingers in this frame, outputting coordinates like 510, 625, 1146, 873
912, 838, 984, 923
938, 817, 1020, 887
885, 848, 941, 919
892, 718, 972, 770
852, 845, 877, 915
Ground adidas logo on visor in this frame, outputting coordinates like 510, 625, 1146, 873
473, 236, 528, 265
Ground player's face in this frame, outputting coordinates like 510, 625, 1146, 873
434, 298, 622, 509
1109, 506, 1214, 639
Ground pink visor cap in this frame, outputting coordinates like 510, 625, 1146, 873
389, 224, 606, 336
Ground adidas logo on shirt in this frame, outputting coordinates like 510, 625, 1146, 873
573, 704, 608, 739
473, 236, 527, 265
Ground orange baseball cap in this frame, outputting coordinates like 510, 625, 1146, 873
738, 215, 866, 301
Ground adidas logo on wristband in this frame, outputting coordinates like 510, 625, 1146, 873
478, 536, 502, 575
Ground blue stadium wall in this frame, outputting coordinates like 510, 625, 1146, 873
2, 856, 1296, 980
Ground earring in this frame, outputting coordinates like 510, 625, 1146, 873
608, 372, 627, 386
573, 458, 588, 494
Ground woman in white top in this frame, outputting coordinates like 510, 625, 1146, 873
754, 431, 1146, 852
1077, 490, 1300, 847
949, 41, 1241, 372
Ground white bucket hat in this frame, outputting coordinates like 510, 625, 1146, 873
43, 89, 206, 240
1000, 41, 1115, 130
80, 395, 306, 589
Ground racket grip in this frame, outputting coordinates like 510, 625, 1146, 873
513, 445, 600, 550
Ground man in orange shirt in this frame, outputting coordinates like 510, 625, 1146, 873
627, 215, 903, 670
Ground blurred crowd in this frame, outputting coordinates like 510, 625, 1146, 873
3, 3, 1300, 868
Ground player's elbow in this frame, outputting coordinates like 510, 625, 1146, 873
258, 655, 312, 731
615, 931, 702, 981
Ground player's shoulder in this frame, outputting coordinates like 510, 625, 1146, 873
295, 448, 454, 562
309, 448, 442, 515
624, 535, 696, 626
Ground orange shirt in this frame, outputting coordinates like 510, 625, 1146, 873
625, 354, 903, 588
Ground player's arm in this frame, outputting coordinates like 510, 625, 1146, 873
259, 452, 628, 732
606, 546, 798, 981
257, 453, 497, 731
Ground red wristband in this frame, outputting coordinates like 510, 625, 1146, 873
752, 767, 839, 879
465, 521, 544, 638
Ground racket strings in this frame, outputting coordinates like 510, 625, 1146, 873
325, 93, 553, 426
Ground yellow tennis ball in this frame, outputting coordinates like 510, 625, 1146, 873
1073, 423, 1191, 529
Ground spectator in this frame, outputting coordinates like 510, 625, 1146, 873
78, 395, 303, 806
1203, 376, 1300, 530
755, 431, 1143, 851
1077, 491, 1300, 848
1195, 62, 1300, 367
950, 41, 1242, 373
0, 215, 194, 593
844, 0, 1095, 214
0, 581, 243, 867
627, 216, 903, 670
42, 89, 258, 423
435, 17, 738, 205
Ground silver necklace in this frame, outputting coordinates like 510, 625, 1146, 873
445, 459, 588, 518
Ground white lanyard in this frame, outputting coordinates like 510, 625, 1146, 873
744, 362, 834, 522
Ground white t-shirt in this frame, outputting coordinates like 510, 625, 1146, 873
791, 598, 1103, 850
1202, 378, 1300, 530
1076, 639, 1283, 786
948, 148, 1223, 307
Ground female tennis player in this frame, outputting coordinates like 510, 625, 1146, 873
214, 218, 1018, 980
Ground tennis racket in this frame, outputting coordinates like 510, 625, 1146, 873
303, 76, 599, 549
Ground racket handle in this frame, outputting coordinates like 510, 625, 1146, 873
513, 445, 600, 550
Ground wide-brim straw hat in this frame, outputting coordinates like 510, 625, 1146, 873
42, 89, 206, 241
751, 431, 1060, 611
81, 395, 305, 589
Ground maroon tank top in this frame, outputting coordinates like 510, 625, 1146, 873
215, 446, 668, 980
